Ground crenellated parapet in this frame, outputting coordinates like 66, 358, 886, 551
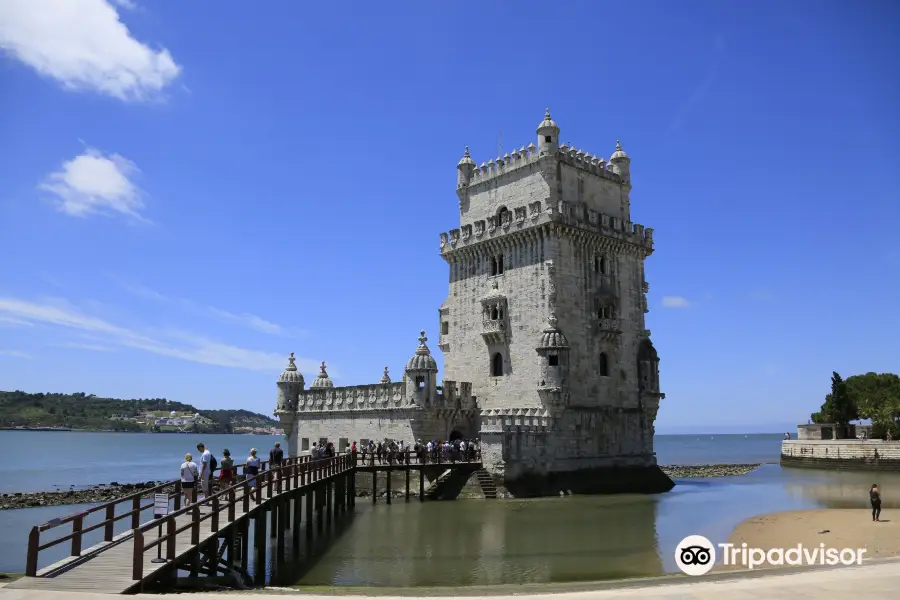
439, 198, 654, 259
435, 380, 477, 411
479, 407, 553, 433
295, 381, 407, 412
464, 141, 626, 192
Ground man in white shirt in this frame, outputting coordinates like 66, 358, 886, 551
197, 443, 212, 498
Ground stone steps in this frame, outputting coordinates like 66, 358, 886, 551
475, 468, 497, 499
424, 469, 455, 499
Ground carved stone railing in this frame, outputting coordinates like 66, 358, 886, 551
598, 318, 621, 341
481, 319, 506, 344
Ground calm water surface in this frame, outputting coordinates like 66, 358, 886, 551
2, 430, 892, 586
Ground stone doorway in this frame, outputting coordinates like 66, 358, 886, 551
449, 429, 464, 441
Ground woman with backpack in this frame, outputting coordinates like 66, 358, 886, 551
180, 453, 199, 506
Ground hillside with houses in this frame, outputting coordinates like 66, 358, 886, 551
0, 391, 282, 435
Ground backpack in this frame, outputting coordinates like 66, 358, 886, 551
209, 453, 217, 473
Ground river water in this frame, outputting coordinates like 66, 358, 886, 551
1, 431, 895, 586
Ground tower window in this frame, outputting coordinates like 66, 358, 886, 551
491, 306, 498, 320
416, 376, 425, 389
441, 321, 449, 335
599, 353, 609, 377
548, 353, 559, 367
599, 304, 612, 319
595, 256, 606, 274
491, 254, 505, 276
491, 353, 504, 377
544, 135, 552, 143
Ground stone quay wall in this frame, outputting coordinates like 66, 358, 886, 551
781, 440, 900, 471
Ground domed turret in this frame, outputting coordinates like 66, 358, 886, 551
406, 330, 438, 372
310, 361, 334, 389
276, 352, 304, 413
404, 330, 437, 406
536, 108, 559, 155
457, 146, 476, 188
609, 140, 630, 180
535, 314, 570, 399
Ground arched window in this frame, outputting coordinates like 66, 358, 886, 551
599, 304, 613, 319
599, 352, 609, 377
490, 306, 499, 320
490, 257, 498, 276
497, 253, 504, 274
491, 353, 504, 377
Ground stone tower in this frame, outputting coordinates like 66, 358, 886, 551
438, 110, 671, 495
274, 353, 304, 457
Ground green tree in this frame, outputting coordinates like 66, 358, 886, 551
846, 372, 900, 438
810, 372, 859, 429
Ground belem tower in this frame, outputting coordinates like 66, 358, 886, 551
275, 110, 673, 496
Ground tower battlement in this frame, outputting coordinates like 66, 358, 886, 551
439, 199, 653, 257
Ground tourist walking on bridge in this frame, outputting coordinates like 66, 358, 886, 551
245, 448, 261, 487
180, 453, 199, 506
196, 443, 215, 499
269, 442, 284, 468
218, 449, 234, 491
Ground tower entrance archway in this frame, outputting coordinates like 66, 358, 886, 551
449, 429, 464, 442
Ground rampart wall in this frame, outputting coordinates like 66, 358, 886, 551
781, 440, 900, 471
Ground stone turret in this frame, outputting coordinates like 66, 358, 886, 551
310, 361, 334, 388
457, 146, 476, 188
404, 330, 438, 406
537, 108, 559, 155
275, 353, 304, 457
609, 140, 630, 182
535, 314, 570, 407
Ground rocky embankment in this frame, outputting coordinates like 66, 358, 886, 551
1, 481, 163, 510
660, 463, 763, 478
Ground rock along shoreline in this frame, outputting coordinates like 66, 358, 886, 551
0, 464, 763, 511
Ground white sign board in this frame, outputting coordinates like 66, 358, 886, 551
153, 493, 169, 518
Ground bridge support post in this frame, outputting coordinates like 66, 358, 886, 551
386, 469, 392, 505
316, 485, 325, 533
270, 499, 277, 538
405, 469, 410, 502
276, 500, 286, 565
283, 494, 291, 531
253, 511, 267, 586
350, 472, 356, 507
325, 482, 332, 528
226, 524, 237, 570
305, 490, 314, 543
372, 471, 377, 504
419, 467, 425, 501
240, 519, 250, 575
292, 492, 302, 553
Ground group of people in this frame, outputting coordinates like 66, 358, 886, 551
352, 438, 479, 464
178, 441, 286, 506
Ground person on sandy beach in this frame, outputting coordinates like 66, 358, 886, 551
870, 484, 882, 521
245, 448, 261, 488
180, 453, 199, 506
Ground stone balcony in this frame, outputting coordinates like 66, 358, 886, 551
598, 318, 621, 341
481, 319, 506, 344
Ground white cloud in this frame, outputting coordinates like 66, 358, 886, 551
0, 349, 33, 359
40, 148, 149, 222
51, 342, 114, 352
0, 316, 33, 327
661, 296, 692, 309
0, 296, 322, 374
110, 0, 138, 9
0, 0, 181, 101
120, 281, 297, 337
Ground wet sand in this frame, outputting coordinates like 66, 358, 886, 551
722, 508, 900, 570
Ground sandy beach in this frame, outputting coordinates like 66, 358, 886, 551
720, 508, 900, 570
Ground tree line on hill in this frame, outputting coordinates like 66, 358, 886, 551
0, 390, 277, 433
810, 372, 900, 438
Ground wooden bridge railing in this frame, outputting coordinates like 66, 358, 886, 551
25, 446, 483, 580
24, 456, 277, 577
132, 454, 351, 580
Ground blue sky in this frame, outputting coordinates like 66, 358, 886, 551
0, 0, 898, 433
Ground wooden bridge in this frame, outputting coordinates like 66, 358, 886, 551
9, 451, 483, 594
